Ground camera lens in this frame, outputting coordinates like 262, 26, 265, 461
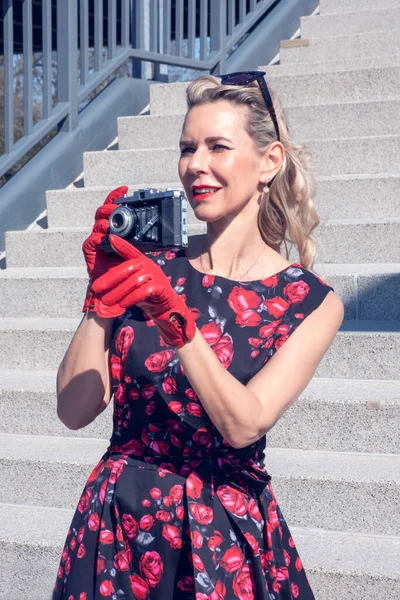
109, 206, 137, 238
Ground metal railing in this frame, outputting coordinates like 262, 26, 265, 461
1, 0, 279, 181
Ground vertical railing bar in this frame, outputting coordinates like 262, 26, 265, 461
227, 0, 235, 36
150, 0, 157, 52
187, 0, 195, 59
175, 0, 183, 56
249, 0, 256, 12
3, 0, 14, 153
199, 0, 207, 60
94, 0, 103, 71
23, 0, 33, 136
121, 0, 130, 47
163, 0, 171, 54
57, 0, 78, 132
80, 0, 89, 86
136, 0, 144, 49
42, 0, 52, 118
210, 0, 226, 75
108, 0, 117, 60
239, 0, 246, 24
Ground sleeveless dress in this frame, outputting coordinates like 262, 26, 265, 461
52, 245, 334, 600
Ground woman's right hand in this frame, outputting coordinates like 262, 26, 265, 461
82, 185, 128, 315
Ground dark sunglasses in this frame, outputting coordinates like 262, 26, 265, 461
220, 71, 281, 142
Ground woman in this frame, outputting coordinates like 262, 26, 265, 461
53, 72, 344, 600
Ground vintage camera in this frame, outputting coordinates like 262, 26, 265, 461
99, 187, 188, 254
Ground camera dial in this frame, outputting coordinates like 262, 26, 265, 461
109, 206, 137, 239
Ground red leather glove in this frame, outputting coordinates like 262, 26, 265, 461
91, 234, 197, 348
82, 186, 128, 316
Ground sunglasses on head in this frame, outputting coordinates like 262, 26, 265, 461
220, 71, 281, 142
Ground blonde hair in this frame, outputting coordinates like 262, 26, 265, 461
183, 74, 320, 270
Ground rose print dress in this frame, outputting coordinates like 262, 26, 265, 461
52, 245, 334, 600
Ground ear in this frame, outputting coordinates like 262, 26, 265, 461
259, 141, 285, 183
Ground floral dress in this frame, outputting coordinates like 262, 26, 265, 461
52, 245, 334, 600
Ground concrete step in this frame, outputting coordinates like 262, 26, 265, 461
1, 433, 398, 536
320, 0, 400, 16
2, 371, 398, 453
45, 173, 400, 229
301, 7, 400, 38
149, 67, 400, 114
83, 135, 400, 188
0, 369, 113, 438
280, 29, 400, 65
1, 504, 398, 600
118, 100, 400, 149
5, 217, 400, 268
264, 54, 400, 76
0, 317, 399, 379
1, 263, 400, 322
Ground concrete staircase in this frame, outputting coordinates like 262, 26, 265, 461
1, 0, 400, 597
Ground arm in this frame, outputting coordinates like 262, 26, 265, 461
56, 312, 114, 430
176, 290, 344, 449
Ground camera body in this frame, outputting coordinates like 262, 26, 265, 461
99, 188, 188, 254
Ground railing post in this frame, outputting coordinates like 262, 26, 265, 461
3, 0, 14, 154
57, 0, 78, 132
210, 0, 226, 75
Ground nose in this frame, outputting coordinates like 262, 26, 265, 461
185, 147, 209, 175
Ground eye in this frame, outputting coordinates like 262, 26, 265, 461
179, 144, 228, 155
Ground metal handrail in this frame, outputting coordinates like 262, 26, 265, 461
0, 0, 278, 180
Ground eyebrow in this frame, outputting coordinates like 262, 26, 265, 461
179, 136, 232, 147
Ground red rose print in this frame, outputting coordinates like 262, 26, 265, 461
169, 400, 183, 414
149, 487, 162, 500
150, 440, 170, 454
115, 326, 135, 362
202, 274, 215, 287
162, 376, 177, 394
192, 553, 205, 572
220, 545, 245, 573
145, 350, 174, 372
228, 286, 262, 314
189, 503, 214, 525
176, 276, 186, 285
260, 273, 279, 287
244, 533, 259, 556
77, 543, 86, 559
96, 555, 106, 575
139, 551, 164, 587
142, 384, 156, 399
142, 499, 151, 507
295, 556, 303, 571
263, 296, 290, 318
65, 556, 71, 575
177, 575, 195, 592
170, 484, 183, 504
122, 514, 139, 540
208, 530, 224, 550
128, 388, 140, 401
250, 350, 259, 358
213, 335, 234, 369
284, 280, 310, 304
216, 485, 248, 517
156, 510, 173, 522
191, 529, 203, 548
176, 505, 184, 519
99, 580, 114, 596
259, 321, 280, 338
200, 321, 222, 346
276, 323, 290, 335
87, 459, 104, 483
248, 498, 262, 522
114, 549, 132, 571
99, 530, 114, 544
236, 309, 262, 327
139, 515, 155, 531
248, 337, 263, 347
79, 593, 87, 600
165, 250, 177, 260
114, 383, 126, 405
232, 564, 255, 600
209, 580, 227, 600
187, 472, 204, 499
130, 574, 150, 600
145, 400, 156, 415
187, 402, 203, 417
61, 547, 68, 562
69, 536, 76, 551
291, 582, 300, 598
185, 387, 198, 400
163, 523, 182, 550
109, 459, 126, 484
163, 495, 173, 507
193, 427, 213, 450
78, 488, 92, 513
288, 536, 295, 548
110, 355, 123, 380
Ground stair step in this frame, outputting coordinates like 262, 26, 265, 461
0, 502, 398, 600
301, 7, 400, 38
1, 371, 398, 452
83, 135, 400, 187
45, 173, 400, 228
5, 217, 400, 268
320, 0, 400, 16
0, 317, 399, 378
0, 263, 400, 321
1, 433, 398, 535
118, 100, 400, 150
149, 67, 400, 114
280, 29, 400, 65
265, 54, 400, 76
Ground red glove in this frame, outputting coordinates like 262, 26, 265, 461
82, 186, 128, 316
91, 234, 197, 348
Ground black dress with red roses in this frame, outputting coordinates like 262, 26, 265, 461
52, 246, 334, 600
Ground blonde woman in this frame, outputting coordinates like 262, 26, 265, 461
53, 72, 344, 600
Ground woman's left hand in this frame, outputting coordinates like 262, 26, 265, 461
92, 234, 197, 348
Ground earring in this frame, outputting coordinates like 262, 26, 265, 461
263, 183, 270, 193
